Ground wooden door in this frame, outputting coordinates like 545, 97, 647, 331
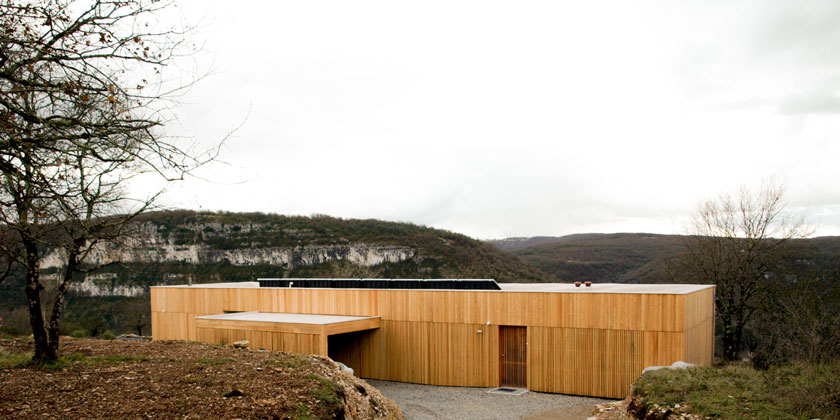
499, 326, 527, 388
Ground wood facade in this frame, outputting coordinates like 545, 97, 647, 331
151, 283, 715, 398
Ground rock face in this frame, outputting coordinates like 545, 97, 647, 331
74, 274, 147, 297
41, 222, 415, 269
26, 211, 553, 298
39, 220, 416, 297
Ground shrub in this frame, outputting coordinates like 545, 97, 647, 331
70, 329, 90, 338
102, 331, 116, 340
632, 361, 840, 420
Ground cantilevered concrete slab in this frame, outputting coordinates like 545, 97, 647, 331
194, 311, 380, 355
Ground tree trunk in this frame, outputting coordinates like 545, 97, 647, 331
135, 318, 145, 336
721, 317, 738, 361
46, 248, 80, 362
23, 244, 49, 364
733, 322, 745, 361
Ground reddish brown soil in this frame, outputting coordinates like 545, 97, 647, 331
0, 337, 403, 420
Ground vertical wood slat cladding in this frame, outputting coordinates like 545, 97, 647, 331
684, 317, 714, 366
195, 326, 320, 355
684, 287, 715, 331
152, 287, 695, 332
345, 321, 498, 387
151, 285, 715, 398
528, 327, 645, 398
500, 326, 527, 388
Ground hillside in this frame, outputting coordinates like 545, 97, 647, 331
92, 210, 552, 284
490, 233, 840, 284
489, 233, 685, 283
0, 211, 551, 337
0, 337, 403, 419
489, 234, 606, 252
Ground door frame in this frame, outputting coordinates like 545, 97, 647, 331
499, 325, 527, 388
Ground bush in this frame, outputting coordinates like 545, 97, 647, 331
102, 331, 116, 340
632, 360, 840, 420
0, 307, 31, 336
70, 329, 90, 338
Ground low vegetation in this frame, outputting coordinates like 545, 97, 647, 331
630, 362, 840, 420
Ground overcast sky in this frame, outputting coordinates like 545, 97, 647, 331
145, 0, 840, 239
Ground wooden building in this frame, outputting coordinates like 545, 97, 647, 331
151, 279, 714, 398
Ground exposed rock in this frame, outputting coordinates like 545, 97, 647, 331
74, 274, 147, 297
626, 396, 705, 420
641, 360, 694, 375
40, 222, 415, 270
38, 221, 416, 297
233, 340, 249, 349
313, 356, 404, 420
115, 334, 149, 341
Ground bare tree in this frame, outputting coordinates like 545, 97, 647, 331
671, 181, 810, 361
751, 274, 840, 367
0, 0, 217, 363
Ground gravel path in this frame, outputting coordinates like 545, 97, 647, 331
368, 380, 610, 420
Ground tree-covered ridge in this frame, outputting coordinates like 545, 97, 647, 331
128, 210, 552, 283
0, 210, 552, 337
494, 233, 840, 284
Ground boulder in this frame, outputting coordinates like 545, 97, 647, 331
642, 360, 694, 375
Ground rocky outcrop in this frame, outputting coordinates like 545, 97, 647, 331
312, 355, 405, 420
41, 222, 415, 270
38, 221, 417, 297
73, 274, 147, 297
42, 242, 414, 270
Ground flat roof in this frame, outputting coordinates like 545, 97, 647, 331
195, 311, 379, 325
498, 283, 712, 294
154, 281, 713, 295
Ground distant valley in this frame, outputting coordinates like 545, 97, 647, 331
489, 233, 840, 284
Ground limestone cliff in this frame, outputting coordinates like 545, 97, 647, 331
33, 210, 552, 297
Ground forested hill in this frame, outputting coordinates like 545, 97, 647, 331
489, 233, 840, 284
0, 211, 551, 336
37, 210, 553, 291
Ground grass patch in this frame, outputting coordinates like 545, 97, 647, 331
89, 354, 150, 365
184, 376, 213, 386
265, 354, 309, 369
306, 373, 345, 419
192, 357, 232, 366
44, 353, 87, 370
632, 361, 840, 420
293, 403, 312, 420
0, 351, 33, 368
0, 352, 149, 370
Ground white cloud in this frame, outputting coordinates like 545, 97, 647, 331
143, 0, 840, 238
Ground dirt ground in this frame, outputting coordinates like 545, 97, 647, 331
0, 337, 402, 420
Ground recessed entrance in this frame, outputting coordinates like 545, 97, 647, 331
499, 325, 527, 388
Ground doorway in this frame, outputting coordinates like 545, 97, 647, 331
499, 326, 527, 388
